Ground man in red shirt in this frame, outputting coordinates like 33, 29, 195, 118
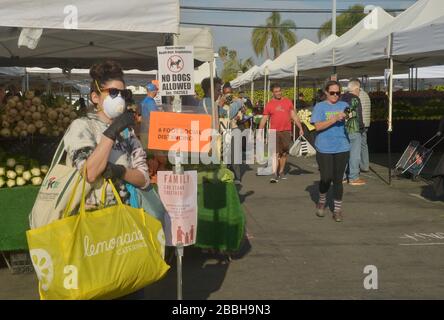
259, 83, 304, 183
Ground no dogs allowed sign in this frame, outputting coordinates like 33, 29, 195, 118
157, 46, 194, 96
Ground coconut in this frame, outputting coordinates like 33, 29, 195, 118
7, 99, 16, 108
37, 105, 45, 113
32, 97, 41, 106
48, 110, 58, 120
69, 111, 77, 120
2, 120, 10, 128
34, 120, 44, 129
27, 124, 36, 134
24, 99, 32, 108
0, 128, 11, 137
19, 110, 26, 117
32, 112, 42, 121
18, 120, 27, 130
39, 127, 48, 135
58, 112, 64, 120
29, 105, 37, 113
25, 91, 35, 100
12, 131, 18, 137
24, 116, 32, 124
62, 108, 71, 116
20, 130, 28, 137
8, 108, 18, 117
63, 117, 71, 125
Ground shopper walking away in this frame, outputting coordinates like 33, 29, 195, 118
311, 81, 350, 222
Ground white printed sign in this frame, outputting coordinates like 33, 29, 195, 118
157, 171, 198, 247
157, 46, 195, 96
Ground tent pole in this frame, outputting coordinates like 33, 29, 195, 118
293, 72, 297, 141
209, 61, 217, 130
263, 73, 267, 107
250, 81, 254, 105
388, 34, 394, 186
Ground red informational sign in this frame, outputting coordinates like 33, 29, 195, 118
147, 111, 212, 153
157, 171, 198, 247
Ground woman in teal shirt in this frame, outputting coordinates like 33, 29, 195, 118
311, 81, 350, 222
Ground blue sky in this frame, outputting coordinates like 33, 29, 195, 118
180, 0, 418, 71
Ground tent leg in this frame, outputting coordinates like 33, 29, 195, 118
209, 61, 217, 130
293, 73, 297, 141
250, 81, 254, 105
388, 56, 394, 185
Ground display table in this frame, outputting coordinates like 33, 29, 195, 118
195, 182, 245, 252
0, 186, 39, 251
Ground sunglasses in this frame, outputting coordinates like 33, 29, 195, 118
328, 91, 341, 96
95, 81, 132, 100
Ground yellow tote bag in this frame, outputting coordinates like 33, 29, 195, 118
26, 175, 170, 300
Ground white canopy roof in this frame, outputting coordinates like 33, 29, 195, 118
254, 59, 273, 79
0, 0, 179, 70
392, 16, 444, 67
298, 7, 394, 77
264, 39, 317, 79
335, 0, 444, 72
230, 66, 260, 88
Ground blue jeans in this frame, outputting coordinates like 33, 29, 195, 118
360, 128, 370, 171
346, 132, 362, 181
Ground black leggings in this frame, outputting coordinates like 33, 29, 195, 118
316, 151, 350, 201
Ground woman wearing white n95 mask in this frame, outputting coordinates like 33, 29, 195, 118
63, 60, 150, 209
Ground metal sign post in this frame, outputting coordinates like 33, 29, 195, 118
174, 151, 184, 300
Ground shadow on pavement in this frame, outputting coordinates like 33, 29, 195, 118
142, 246, 230, 300
287, 162, 314, 176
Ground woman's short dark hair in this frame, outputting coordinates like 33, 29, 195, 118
89, 60, 124, 95
324, 80, 341, 93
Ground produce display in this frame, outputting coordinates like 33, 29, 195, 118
0, 148, 48, 188
0, 91, 79, 138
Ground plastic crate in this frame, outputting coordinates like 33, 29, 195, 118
2, 251, 34, 274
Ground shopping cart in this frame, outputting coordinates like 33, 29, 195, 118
395, 133, 444, 179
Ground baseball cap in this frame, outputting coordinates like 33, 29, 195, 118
146, 82, 158, 92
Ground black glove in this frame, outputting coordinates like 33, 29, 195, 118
103, 112, 135, 141
103, 162, 126, 180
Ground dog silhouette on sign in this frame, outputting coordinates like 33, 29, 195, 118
169, 59, 182, 70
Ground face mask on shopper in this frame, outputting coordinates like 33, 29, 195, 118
95, 81, 127, 119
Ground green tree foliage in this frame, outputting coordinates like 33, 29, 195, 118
251, 12, 297, 59
218, 46, 254, 82
318, 5, 366, 41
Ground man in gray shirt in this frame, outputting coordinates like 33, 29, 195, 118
359, 84, 371, 172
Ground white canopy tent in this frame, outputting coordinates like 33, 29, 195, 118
0, 0, 179, 70
334, 0, 444, 74
298, 7, 394, 79
262, 39, 317, 79
392, 16, 444, 67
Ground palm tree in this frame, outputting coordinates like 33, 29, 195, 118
218, 46, 255, 82
318, 5, 366, 40
251, 12, 297, 59
218, 46, 228, 63
239, 57, 254, 73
